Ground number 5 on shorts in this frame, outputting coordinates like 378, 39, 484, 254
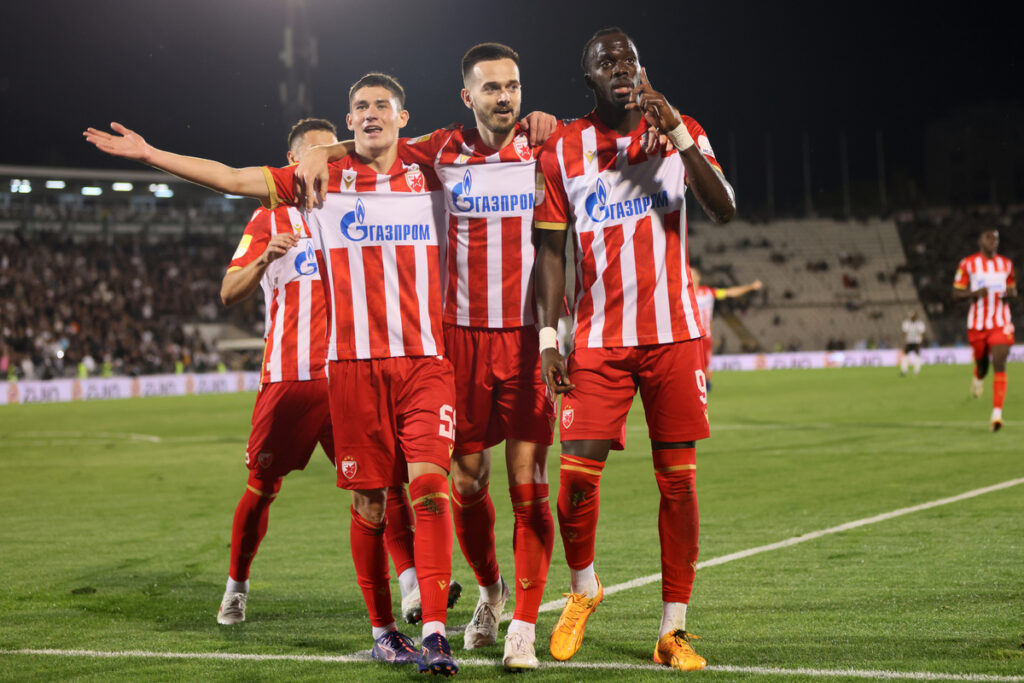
695, 370, 708, 405
439, 404, 456, 440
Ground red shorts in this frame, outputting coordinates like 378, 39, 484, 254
559, 340, 710, 450
327, 356, 455, 490
968, 325, 1016, 361
245, 379, 334, 480
700, 335, 713, 372
444, 324, 555, 455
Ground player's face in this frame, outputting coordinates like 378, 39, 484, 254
585, 33, 641, 109
287, 129, 339, 164
979, 230, 999, 255
347, 86, 409, 154
462, 58, 522, 138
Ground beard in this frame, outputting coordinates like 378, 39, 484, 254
481, 105, 519, 137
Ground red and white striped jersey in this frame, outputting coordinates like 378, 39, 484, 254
400, 125, 539, 328
954, 252, 1016, 331
694, 284, 726, 332
535, 111, 721, 349
263, 154, 446, 361
228, 205, 327, 384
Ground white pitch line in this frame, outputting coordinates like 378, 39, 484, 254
7, 430, 163, 442
628, 420, 1003, 432
537, 476, 1024, 612
4, 649, 1023, 681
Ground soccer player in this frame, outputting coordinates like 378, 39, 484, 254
85, 73, 462, 676
690, 266, 761, 387
297, 44, 560, 670
899, 311, 926, 377
216, 117, 434, 629
533, 28, 736, 670
953, 228, 1017, 431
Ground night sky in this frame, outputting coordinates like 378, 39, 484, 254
2, 0, 1019, 214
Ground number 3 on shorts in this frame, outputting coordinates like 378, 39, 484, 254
439, 404, 456, 440
695, 369, 708, 405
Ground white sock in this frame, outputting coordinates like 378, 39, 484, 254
899, 356, 909, 375
570, 563, 598, 597
507, 619, 535, 641
992, 407, 1003, 420
659, 602, 688, 637
912, 355, 922, 375
371, 621, 397, 640
398, 568, 418, 598
480, 577, 505, 603
225, 577, 249, 594
422, 620, 446, 639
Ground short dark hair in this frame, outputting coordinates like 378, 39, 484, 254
580, 27, 637, 71
287, 118, 337, 151
348, 72, 406, 108
462, 42, 520, 81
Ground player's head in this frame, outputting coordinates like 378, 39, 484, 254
286, 118, 338, 164
581, 27, 641, 109
461, 43, 522, 138
978, 228, 999, 256
909, 311, 918, 321
690, 266, 702, 288
347, 72, 409, 154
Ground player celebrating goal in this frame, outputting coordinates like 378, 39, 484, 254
86, 72, 463, 676
690, 266, 761, 387
953, 228, 1017, 431
534, 28, 735, 671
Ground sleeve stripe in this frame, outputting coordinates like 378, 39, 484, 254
535, 220, 568, 231
261, 167, 281, 209
226, 266, 243, 273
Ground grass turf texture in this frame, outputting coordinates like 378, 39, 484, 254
1, 364, 1021, 681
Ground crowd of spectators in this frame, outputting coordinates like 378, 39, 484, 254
0, 231, 262, 380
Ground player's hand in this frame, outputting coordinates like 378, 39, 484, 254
83, 122, 153, 162
295, 145, 331, 211
541, 347, 574, 397
973, 286, 989, 300
752, 279, 764, 290
257, 232, 299, 266
520, 111, 558, 147
627, 68, 682, 133
641, 128, 669, 155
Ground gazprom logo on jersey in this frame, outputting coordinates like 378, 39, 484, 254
584, 178, 670, 222
451, 169, 534, 214
293, 242, 318, 276
339, 198, 432, 242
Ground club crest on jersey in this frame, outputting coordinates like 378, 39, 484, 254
406, 166, 425, 193
513, 135, 532, 161
340, 456, 358, 479
258, 451, 273, 469
561, 406, 574, 429
293, 242, 318, 276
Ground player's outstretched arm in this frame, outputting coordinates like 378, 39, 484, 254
83, 122, 270, 202
628, 69, 736, 224
221, 232, 299, 306
294, 141, 355, 211
534, 227, 575, 396
722, 279, 763, 298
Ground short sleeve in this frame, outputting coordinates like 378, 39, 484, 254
262, 165, 298, 209
399, 128, 452, 166
533, 137, 570, 230
1007, 262, 1017, 288
681, 115, 722, 174
228, 208, 272, 271
953, 259, 970, 289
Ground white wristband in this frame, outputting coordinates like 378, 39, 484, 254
667, 122, 694, 151
538, 326, 558, 352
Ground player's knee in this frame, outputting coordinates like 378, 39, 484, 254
351, 489, 387, 524
655, 468, 696, 498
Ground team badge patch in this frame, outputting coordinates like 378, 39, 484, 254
513, 135, 532, 161
341, 456, 358, 479
258, 451, 274, 469
405, 167, 425, 193
561, 407, 575, 430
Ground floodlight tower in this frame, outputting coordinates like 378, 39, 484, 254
279, 0, 317, 127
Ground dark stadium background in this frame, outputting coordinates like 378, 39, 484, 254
2, 0, 1021, 215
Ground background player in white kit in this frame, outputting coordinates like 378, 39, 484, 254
899, 311, 926, 377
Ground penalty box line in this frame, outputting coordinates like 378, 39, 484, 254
4, 649, 1024, 681
538, 475, 1024, 610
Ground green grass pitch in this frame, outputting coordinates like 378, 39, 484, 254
1, 364, 1022, 681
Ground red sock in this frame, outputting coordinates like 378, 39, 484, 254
510, 483, 554, 623
994, 372, 1008, 409
653, 448, 699, 603
410, 473, 453, 624
383, 485, 416, 576
228, 472, 282, 581
350, 506, 392, 628
451, 483, 500, 588
556, 454, 605, 570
